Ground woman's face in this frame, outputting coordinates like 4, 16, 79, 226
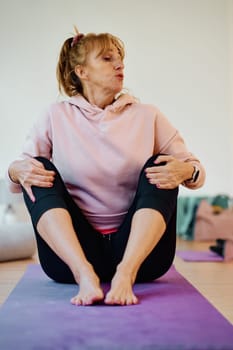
79, 44, 124, 96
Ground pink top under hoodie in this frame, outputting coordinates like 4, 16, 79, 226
8, 95, 205, 230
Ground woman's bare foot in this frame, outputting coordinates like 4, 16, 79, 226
71, 268, 104, 306
104, 267, 138, 306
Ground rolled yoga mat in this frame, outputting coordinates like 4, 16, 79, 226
0, 264, 233, 350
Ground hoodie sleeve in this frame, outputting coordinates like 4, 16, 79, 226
6, 108, 53, 193
153, 107, 205, 189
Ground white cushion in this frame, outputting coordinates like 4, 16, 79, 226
0, 222, 36, 262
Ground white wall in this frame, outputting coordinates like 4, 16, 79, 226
0, 0, 232, 196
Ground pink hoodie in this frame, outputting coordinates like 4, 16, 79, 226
8, 95, 205, 230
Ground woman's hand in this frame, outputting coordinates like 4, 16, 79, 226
145, 155, 194, 189
109, 93, 138, 113
8, 158, 55, 202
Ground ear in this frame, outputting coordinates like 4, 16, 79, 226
74, 65, 88, 80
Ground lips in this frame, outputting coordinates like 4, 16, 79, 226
116, 74, 124, 79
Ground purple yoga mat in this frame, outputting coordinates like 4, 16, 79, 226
176, 250, 224, 262
0, 264, 233, 350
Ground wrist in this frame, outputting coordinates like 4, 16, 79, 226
8, 162, 20, 184
184, 164, 200, 184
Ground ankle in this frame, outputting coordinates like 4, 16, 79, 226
72, 262, 97, 283
116, 263, 137, 283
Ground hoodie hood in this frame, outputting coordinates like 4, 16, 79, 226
68, 94, 136, 121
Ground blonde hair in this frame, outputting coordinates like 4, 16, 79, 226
56, 28, 125, 97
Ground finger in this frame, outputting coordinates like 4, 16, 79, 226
24, 175, 54, 188
145, 165, 167, 174
145, 158, 171, 174
21, 171, 55, 189
149, 180, 171, 189
148, 178, 178, 189
158, 183, 177, 189
30, 158, 46, 169
30, 159, 56, 177
24, 185, 35, 202
148, 174, 170, 185
154, 155, 173, 164
148, 176, 164, 185
28, 166, 56, 181
33, 170, 55, 181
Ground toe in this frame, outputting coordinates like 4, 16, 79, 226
70, 296, 82, 306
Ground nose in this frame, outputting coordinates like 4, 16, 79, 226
114, 60, 124, 70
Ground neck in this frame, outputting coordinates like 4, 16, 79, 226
82, 87, 116, 109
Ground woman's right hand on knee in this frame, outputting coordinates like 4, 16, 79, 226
8, 158, 55, 202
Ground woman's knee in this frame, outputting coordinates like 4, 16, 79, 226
136, 156, 178, 223
21, 158, 68, 226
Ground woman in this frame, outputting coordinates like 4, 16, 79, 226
7, 28, 205, 306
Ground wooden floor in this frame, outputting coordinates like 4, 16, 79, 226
0, 238, 233, 325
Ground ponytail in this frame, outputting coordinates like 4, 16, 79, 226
56, 38, 83, 97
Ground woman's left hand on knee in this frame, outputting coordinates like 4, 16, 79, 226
145, 155, 188, 189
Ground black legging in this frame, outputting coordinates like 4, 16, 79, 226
22, 155, 178, 283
